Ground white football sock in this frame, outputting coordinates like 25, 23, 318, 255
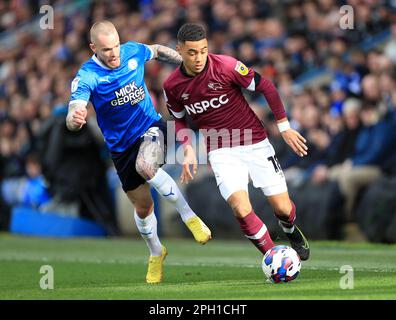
148, 168, 196, 222
279, 221, 295, 234
134, 211, 163, 256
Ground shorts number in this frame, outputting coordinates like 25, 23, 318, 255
267, 156, 282, 173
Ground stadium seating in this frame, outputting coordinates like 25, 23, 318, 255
10, 206, 107, 237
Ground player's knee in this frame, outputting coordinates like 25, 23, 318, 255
134, 202, 154, 218
230, 203, 252, 218
227, 193, 252, 218
135, 158, 159, 180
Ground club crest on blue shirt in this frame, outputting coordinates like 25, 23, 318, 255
128, 59, 138, 70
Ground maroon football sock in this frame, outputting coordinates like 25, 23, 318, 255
236, 210, 274, 254
278, 201, 296, 228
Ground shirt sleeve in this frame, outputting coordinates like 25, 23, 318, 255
123, 41, 153, 63
222, 55, 286, 120
163, 83, 192, 144
222, 55, 255, 89
137, 42, 154, 62
163, 85, 186, 119
69, 69, 92, 104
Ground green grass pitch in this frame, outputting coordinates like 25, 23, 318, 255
0, 233, 395, 300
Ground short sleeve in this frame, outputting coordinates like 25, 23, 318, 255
222, 55, 255, 90
123, 41, 154, 63
137, 43, 154, 62
69, 70, 92, 103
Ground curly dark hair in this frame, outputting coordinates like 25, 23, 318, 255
177, 23, 207, 43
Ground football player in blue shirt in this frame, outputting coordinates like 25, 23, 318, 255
66, 21, 211, 284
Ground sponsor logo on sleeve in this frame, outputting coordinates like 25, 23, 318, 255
71, 77, 80, 93
234, 61, 249, 76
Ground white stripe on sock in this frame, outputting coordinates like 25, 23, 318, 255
245, 224, 268, 240
280, 223, 295, 234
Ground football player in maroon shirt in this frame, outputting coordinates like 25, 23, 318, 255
164, 23, 310, 260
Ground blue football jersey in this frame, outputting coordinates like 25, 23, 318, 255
69, 41, 161, 153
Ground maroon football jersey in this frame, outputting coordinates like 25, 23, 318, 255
164, 53, 268, 152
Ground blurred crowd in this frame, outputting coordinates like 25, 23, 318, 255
0, 0, 396, 237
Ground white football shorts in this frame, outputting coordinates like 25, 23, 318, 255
208, 138, 288, 201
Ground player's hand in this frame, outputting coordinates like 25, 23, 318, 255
281, 129, 308, 157
71, 107, 87, 129
180, 144, 198, 184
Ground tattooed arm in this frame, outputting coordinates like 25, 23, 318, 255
66, 100, 88, 131
148, 44, 182, 65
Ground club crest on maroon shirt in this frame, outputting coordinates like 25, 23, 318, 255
207, 82, 223, 90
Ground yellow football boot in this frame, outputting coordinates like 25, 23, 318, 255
146, 245, 167, 284
185, 216, 212, 245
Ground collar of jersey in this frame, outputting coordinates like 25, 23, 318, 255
92, 54, 112, 70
